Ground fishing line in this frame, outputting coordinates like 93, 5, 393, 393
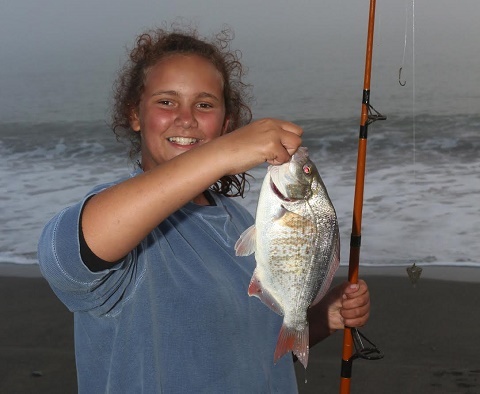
412, 0, 416, 185
402, 0, 422, 282
398, 3, 408, 87
400, 0, 416, 184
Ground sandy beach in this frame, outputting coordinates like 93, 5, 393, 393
1, 264, 479, 393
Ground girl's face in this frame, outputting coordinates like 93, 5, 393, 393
130, 54, 229, 171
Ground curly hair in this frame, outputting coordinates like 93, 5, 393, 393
111, 24, 253, 197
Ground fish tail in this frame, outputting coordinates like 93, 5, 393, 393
273, 323, 309, 369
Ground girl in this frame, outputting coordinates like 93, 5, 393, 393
38, 26, 370, 393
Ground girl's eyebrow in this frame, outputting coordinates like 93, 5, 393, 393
151, 90, 178, 97
151, 90, 221, 102
197, 92, 221, 102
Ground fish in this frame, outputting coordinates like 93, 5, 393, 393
235, 147, 340, 369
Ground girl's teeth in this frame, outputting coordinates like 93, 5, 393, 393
168, 137, 198, 145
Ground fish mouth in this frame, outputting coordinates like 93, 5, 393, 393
292, 146, 309, 163
167, 136, 201, 145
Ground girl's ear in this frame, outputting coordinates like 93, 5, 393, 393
221, 116, 231, 135
130, 108, 141, 132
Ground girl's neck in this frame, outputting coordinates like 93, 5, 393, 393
192, 191, 216, 206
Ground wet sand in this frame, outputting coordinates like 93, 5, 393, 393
1, 264, 479, 393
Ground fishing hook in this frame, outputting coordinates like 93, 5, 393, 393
398, 67, 406, 86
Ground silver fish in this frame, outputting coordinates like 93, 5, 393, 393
235, 147, 340, 368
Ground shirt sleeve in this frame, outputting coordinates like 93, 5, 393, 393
37, 190, 144, 316
78, 196, 124, 272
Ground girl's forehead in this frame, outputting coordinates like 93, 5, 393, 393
145, 54, 225, 90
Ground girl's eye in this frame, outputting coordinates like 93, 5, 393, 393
198, 102, 213, 109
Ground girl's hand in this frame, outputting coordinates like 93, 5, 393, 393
327, 280, 371, 331
307, 279, 371, 347
218, 118, 303, 175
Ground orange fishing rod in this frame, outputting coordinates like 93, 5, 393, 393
339, 0, 385, 393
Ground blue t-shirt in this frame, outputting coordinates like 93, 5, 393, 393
38, 172, 298, 393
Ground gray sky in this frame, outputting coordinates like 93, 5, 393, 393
1, 0, 479, 118
2, 0, 479, 65
0, 0, 364, 62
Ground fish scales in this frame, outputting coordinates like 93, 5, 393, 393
235, 147, 340, 369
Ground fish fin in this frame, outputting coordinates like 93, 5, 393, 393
234, 225, 256, 256
248, 271, 283, 316
274, 323, 309, 369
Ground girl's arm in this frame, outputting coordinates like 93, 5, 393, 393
82, 119, 302, 262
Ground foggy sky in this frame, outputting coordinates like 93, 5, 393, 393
1, 0, 479, 120
2, 0, 479, 69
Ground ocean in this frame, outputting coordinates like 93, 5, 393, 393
1, 36, 479, 269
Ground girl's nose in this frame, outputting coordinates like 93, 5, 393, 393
174, 107, 198, 129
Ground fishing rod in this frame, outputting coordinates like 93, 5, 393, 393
339, 0, 385, 393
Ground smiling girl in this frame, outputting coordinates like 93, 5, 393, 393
38, 25, 370, 393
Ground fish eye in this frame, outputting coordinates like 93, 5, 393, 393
303, 165, 311, 174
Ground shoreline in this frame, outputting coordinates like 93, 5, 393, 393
2, 262, 479, 283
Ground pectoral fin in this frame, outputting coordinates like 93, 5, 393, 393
234, 225, 256, 256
